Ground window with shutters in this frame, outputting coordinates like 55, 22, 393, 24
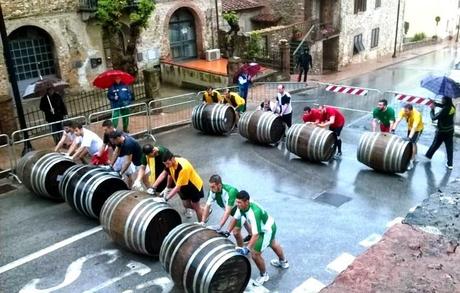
371, 28, 380, 48
353, 34, 365, 55
354, 0, 367, 13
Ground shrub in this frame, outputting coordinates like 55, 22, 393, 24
411, 32, 426, 42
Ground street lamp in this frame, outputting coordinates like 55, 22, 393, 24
392, 0, 401, 58
0, 3, 33, 154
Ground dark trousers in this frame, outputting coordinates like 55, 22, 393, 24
425, 131, 454, 166
281, 113, 292, 128
298, 67, 309, 82
239, 86, 248, 112
50, 121, 63, 145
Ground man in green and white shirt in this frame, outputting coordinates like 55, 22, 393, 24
228, 190, 289, 287
201, 175, 252, 242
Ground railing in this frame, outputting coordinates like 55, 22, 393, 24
292, 25, 316, 56
0, 134, 13, 178
251, 48, 282, 70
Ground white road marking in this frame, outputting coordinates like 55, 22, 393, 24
292, 277, 326, 293
326, 252, 355, 274
18, 249, 120, 293
359, 233, 382, 248
135, 277, 174, 291
244, 279, 270, 292
0, 226, 103, 275
83, 261, 151, 293
385, 217, 404, 228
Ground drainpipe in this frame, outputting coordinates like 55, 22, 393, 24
392, 0, 401, 58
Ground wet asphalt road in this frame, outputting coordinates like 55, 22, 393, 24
2, 48, 460, 293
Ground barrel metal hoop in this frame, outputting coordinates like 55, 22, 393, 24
292, 124, 303, 156
168, 227, 207, 275
61, 165, 86, 203
384, 135, 399, 172
74, 168, 102, 217
183, 237, 223, 292
318, 128, 332, 161
138, 202, 169, 255
367, 133, 381, 167
191, 242, 235, 293
159, 223, 196, 267
200, 248, 237, 293
30, 153, 56, 196
85, 173, 115, 218
100, 190, 130, 233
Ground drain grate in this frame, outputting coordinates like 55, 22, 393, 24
313, 191, 351, 207
0, 184, 16, 194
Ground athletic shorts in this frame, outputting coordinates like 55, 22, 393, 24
113, 156, 136, 176
330, 126, 343, 137
380, 124, 391, 133
253, 222, 277, 253
408, 130, 423, 143
179, 187, 204, 203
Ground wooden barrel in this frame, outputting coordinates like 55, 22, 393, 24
357, 132, 413, 173
59, 165, 129, 218
16, 151, 76, 201
286, 124, 337, 162
160, 223, 251, 293
238, 111, 285, 144
192, 103, 236, 135
100, 190, 182, 256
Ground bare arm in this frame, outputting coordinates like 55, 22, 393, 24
201, 204, 211, 223
54, 134, 66, 152
152, 170, 168, 188
110, 147, 120, 167
391, 118, 402, 132
119, 154, 133, 175
72, 146, 87, 161
319, 116, 335, 128
165, 185, 181, 201
371, 119, 378, 132
135, 165, 146, 183
218, 206, 233, 229
247, 233, 259, 251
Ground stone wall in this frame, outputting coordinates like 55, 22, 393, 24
137, 0, 222, 70
251, 22, 308, 55
338, 0, 405, 68
2, 0, 78, 19
264, 0, 305, 25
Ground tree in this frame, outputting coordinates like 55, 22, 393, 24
97, 0, 155, 76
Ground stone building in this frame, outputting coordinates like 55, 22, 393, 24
0, 0, 222, 133
304, 0, 405, 74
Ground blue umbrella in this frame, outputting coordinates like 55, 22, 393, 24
420, 75, 460, 98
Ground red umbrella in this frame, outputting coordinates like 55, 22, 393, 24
233, 63, 262, 83
93, 70, 135, 89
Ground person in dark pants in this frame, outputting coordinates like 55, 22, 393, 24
425, 96, 456, 170
238, 71, 250, 112
296, 48, 313, 83
275, 84, 293, 128
39, 87, 68, 145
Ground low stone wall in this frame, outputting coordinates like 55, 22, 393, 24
160, 62, 229, 89
252, 22, 308, 55
402, 39, 441, 52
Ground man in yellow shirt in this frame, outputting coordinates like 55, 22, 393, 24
151, 150, 204, 221
391, 103, 424, 170
223, 89, 246, 114
203, 87, 223, 104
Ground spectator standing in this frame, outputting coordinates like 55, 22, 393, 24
107, 77, 133, 133
40, 87, 68, 145
425, 97, 456, 170
296, 48, 313, 83
238, 71, 250, 111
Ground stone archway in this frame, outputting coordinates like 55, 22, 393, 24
163, 2, 206, 60
7, 26, 59, 97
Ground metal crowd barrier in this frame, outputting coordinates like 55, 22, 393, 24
249, 82, 313, 102
148, 93, 199, 135
10, 116, 87, 170
88, 102, 150, 139
0, 134, 14, 179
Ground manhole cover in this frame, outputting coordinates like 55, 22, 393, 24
0, 184, 16, 194
313, 191, 351, 207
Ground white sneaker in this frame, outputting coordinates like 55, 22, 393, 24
407, 160, 414, 171
270, 258, 290, 269
446, 164, 453, 170
253, 272, 269, 287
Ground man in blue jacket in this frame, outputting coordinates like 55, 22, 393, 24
107, 77, 133, 132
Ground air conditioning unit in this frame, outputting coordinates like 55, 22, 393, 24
205, 49, 221, 61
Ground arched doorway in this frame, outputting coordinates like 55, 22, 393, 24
8, 26, 58, 98
169, 8, 197, 60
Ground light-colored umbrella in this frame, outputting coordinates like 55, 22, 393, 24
22, 77, 69, 99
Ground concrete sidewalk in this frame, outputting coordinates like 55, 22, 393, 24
291, 41, 454, 84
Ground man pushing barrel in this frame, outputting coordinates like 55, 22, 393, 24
201, 175, 252, 243
228, 190, 289, 287
316, 105, 345, 159
152, 151, 204, 221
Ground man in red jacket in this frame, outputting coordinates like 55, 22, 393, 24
317, 105, 345, 158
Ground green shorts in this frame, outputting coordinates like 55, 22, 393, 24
253, 222, 277, 253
